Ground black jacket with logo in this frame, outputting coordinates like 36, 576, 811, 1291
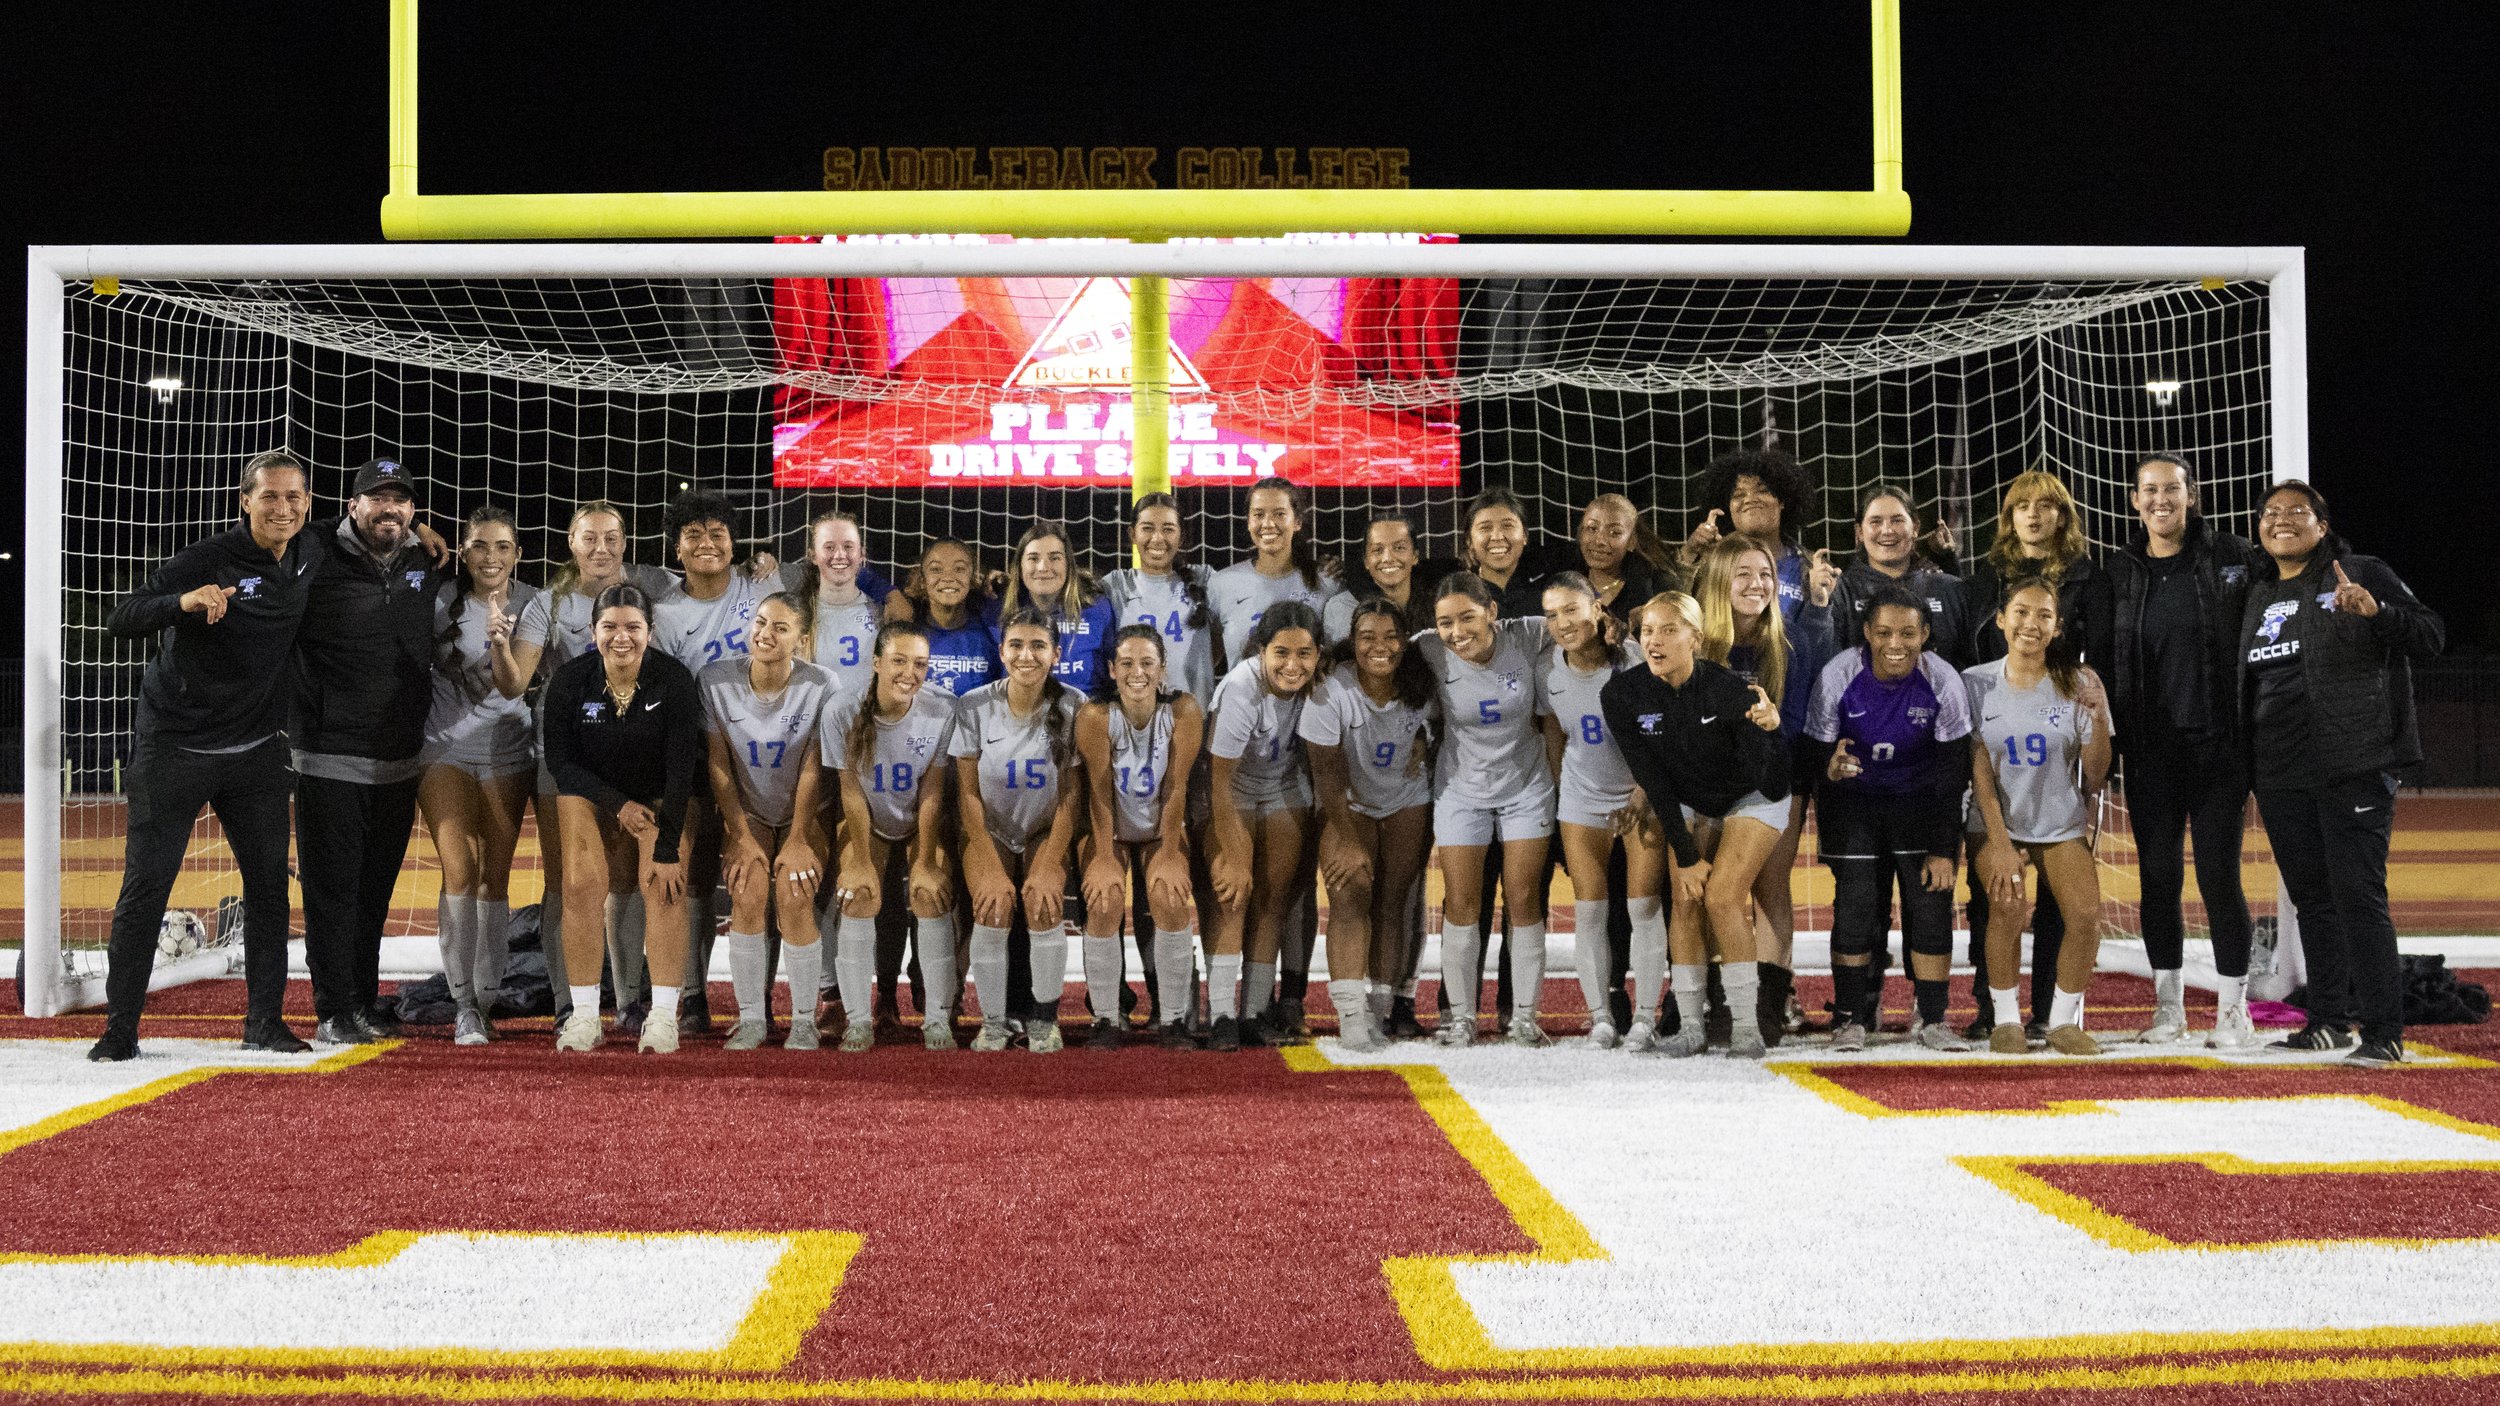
1963, 551, 2115, 675
1599, 657, 1791, 868
1830, 558, 1972, 670
291, 519, 450, 763
108, 525, 320, 750
2106, 518, 2264, 751
2233, 548, 2443, 786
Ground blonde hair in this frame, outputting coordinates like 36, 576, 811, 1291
1694, 537, 1788, 706
1636, 590, 1704, 637
548, 499, 627, 601
1989, 469, 2089, 582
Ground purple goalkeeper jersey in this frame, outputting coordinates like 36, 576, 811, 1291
1805, 648, 1973, 797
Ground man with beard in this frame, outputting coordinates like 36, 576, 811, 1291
294, 457, 455, 1046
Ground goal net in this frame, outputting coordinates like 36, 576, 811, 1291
21, 242, 2301, 1015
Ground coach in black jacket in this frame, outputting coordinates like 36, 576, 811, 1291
293, 457, 452, 1045
2105, 455, 2267, 1041
2237, 480, 2443, 1066
89, 452, 322, 1060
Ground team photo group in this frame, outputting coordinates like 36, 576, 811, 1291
88, 446, 2444, 1070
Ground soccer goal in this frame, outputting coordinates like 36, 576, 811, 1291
18, 241, 2308, 1017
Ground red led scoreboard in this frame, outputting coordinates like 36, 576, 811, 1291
771, 235, 1459, 488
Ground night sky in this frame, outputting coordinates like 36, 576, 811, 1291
3, 2, 2489, 647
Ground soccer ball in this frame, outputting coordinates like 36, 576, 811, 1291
157, 909, 207, 960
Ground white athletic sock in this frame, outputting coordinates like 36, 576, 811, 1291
568, 984, 601, 1017
727, 929, 769, 1022
1328, 979, 1370, 1043
834, 915, 878, 1023
2217, 974, 2249, 1009
969, 925, 1011, 1026
605, 894, 646, 1009
1151, 925, 1196, 1026
1082, 935, 1125, 1019
1208, 953, 1243, 1021
1243, 960, 1277, 1019
1720, 961, 1761, 1039
915, 913, 958, 1023
649, 984, 681, 1021
1368, 983, 1393, 1019
1991, 986, 2023, 1027
2050, 987, 2086, 1030
1671, 963, 1708, 1028
1627, 897, 1667, 1027
1030, 926, 1070, 1018
1507, 921, 1547, 1021
1400, 975, 1420, 1000
2152, 967, 2186, 1013
1572, 900, 1610, 1020
781, 940, 824, 1025
1440, 923, 1483, 1020
437, 893, 473, 1004
478, 898, 511, 1010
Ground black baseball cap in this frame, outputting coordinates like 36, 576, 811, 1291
348, 456, 417, 498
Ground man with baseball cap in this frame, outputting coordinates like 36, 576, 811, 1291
294, 456, 455, 1045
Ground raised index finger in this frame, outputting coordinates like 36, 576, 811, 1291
2332, 561, 2351, 585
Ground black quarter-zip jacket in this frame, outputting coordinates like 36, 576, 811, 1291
108, 525, 322, 751
1600, 656, 1791, 868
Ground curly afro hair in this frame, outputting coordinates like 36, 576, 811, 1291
1695, 448, 1816, 547
661, 487, 741, 552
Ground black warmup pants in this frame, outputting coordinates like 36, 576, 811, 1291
2124, 733, 2254, 976
296, 771, 422, 1022
2256, 772, 2403, 1046
104, 736, 297, 1033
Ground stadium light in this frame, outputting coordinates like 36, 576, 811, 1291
2144, 378, 2181, 406
146, 375, 182, 405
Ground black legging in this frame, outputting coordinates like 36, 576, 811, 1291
2124, 734, 2254, 977
1822, 788, 1953, 1027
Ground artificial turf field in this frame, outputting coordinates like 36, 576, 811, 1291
4, 968, 2498, 1406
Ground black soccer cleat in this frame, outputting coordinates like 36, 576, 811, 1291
2272, 1023, 2358, 1053
2344, 1037, 2404, 1068
87, 1028, 138, 1062
241, 1019, 311, 1054
313, 1015, 371, 1046
1159, 1020, 1196, 1050
1237, 1013, 1270, 1048
1087, 1016, 1126, 1050
356, 1007, 405, 1040
1207, 1015, 1242, 1051
1386, 997, 1426, 1040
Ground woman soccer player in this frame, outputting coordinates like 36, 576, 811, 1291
1203, 602, 1325, 1049
1574, 494, 1679, 624
953, 608, 1087, 1053
1694, 535, 1838, 1036
700, 593, 836, 1050
1102, 494, 1219, 703
995, 519, 1117, 695
1602, 592, 1790, 1058
1804, 586, 1974, 1051
2239, 480, 2444, 1067
1210, 477, 1344, 668
2108, 454, 2263, 1046
791, 509, 885, 699
1968, 578, 2116, 1056
824, 621, 962, 1050
899, 537, 1002, 698
420, 506, 537, 1045
540, 583, 706, 1053
1537, 573, 1665, 1049
1077, 625, 1205, 1048
1414, 573, 1555, 1046
1459, 485, 1558, 619
1959, 470, 2116, 1037
1326, 513, 1440, 642
1302, 597, 1439, 1050
498, 500, 679, 1018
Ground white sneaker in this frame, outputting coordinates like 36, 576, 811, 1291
923, 1013, 958, 1050
637, 1015, 679, 1054
2142, 969, 2189, 1043
1620, 1020, 1657, 1053
786, 1017, 822, 1052
1829, 1021, 1869, 1053
2208, 1000, 2263, 1050
1656, 1026, 1709, 1058
452, 1006, 490, 1047
554, 1007, 603, 1052
1336, 1010, 1388, 1053
723, 1018, 768, 1051
1436, 1015, 1478, 1048
1508, 1017, 1553, 1048
971, 1022, 1013, 1052
1913, 1020, 1972, 1052
1585, 1020, 1620, 1050
1027, 1020, 1064, 1054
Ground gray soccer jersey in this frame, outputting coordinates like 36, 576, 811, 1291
653, 572, 770, 671
1102, 565, 1217, 702
1539, 643, 1639, 822
808, 595, 882, 699
1208, 657, 1312, 806
697, 657, 834, 828
1964, 658, 2101, 846
512, 564, 679, 673
1102, 699, 1178, 844
1209, 561, 1345, 666
1414, 617, 1552, 808
1297, 662, 1435, 818
424, 582, 540, 769
950, 682, 1082, 855
821, 682, 958, 841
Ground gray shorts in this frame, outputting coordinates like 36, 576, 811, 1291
1434, 785, 1556, 848
1680, 790, 1790, 834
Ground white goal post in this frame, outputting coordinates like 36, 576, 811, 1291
18, 241, 2309, 1019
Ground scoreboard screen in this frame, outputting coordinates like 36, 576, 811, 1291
771, 238, 1457, 489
